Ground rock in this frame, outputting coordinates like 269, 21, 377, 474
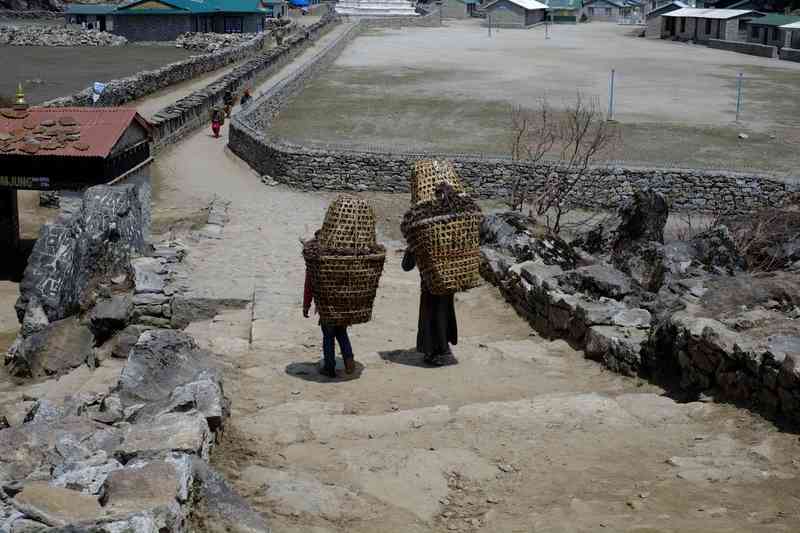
191, 458, 271, 533
613, 241, 666, 293
169, 375, 227, 432
51, 456, 123, 495
118, 329, 200, 402
11, 482, 103, 527
16, 185, 146, 324
175, 31, 256, 52
39, 191, 60, 209
480, 212, 578, 269
585, 325, 648, 376
90, 294, 133, 344
9, 517, 49, 532
689, 225, 746, 274
558, 264, 633, 300
20, 297, 49, 338
110, 325, 148, 359
132, 257, 165, 294
611, 308, 652, 328
613, 190, 668, 246
115, 411, 213, 461
7, 317, 93, 378
738, 132, 749, 140
0, 26, 127, 47
98, 461, 181, 515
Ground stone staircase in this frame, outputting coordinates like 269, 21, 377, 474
335, 0, 418, 17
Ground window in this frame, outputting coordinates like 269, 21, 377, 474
605, 7, 612, 15
224, 16, 243, 33
751, 25, 759, 38
705, 19, 711, 34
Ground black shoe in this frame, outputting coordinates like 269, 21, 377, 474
320, 366, 337, 378
423, 354, 446, 367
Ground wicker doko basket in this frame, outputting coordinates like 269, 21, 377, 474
304, 196, 385, 326
411, 160, 466, 205
403, 160, 482, 295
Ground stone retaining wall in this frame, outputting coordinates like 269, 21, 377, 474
707, 38, 778, 58
0, 9, 61, 19
150, 13, 337, 150
42, 32, 268, 108
350, 8, 443, 28
780, 47, 800, 62
230, 18, 797, 212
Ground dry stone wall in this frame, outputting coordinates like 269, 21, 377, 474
42, 32, 268, 108
150, 13, 337, 150
707, 38, 778, 58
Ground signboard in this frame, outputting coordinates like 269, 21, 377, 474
0, 176, 51, 190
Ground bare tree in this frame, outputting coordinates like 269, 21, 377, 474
508, 93, 620, 234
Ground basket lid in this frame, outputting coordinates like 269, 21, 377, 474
318, 195, 377, 249
411, 160, 465, 205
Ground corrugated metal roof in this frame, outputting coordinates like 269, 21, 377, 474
546, 0, 581, 9
782, 21, 800, 29
485, 0, 548, 11
0, 108, 150, 159
115, 0, 267, 15
663, 7, 756, 18
64, 4, 118, 15
749, 14, 800, 27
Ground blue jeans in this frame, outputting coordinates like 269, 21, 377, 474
321, 324, 353, 370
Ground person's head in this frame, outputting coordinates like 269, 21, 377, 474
244, 88, 251, 96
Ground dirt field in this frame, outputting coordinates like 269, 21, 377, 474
271, 20, 800, 174
0, 44, 193, 104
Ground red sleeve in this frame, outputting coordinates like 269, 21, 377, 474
303, 270, 313, 310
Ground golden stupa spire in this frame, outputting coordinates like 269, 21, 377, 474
14, 83, 27, 110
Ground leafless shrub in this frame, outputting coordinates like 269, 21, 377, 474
721, 199, 800, 272
508, 93, 620, 234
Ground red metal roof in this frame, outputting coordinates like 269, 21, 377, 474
0, 107, 151, 159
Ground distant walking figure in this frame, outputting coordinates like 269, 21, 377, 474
211, 107, 224, 138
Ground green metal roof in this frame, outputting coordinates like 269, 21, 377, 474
546, 0, 581, 10
65, 3, 118, 15
748, 14, 800, 27
115, 0, 267, 15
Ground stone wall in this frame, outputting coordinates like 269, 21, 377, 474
707, 38, 779, 58
352, 8, 443, 28
780, 47, 800, 62
0, 9, 61, 19
42, 32, 268, 107
150, 13, 337, 150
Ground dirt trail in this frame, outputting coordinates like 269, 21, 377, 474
152, 20, 800, 533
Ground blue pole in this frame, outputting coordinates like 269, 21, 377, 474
735, 72, 743, 122
609, 68, 615, 120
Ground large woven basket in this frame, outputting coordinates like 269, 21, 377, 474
304, 195, 385, 326
318, 195, 377, 249
411, 160, 466, 205
304, 246, 386, 326
404, 211, 482, 295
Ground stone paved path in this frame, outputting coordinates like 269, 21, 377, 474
149, 23, 800, 533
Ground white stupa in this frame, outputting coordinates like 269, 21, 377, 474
335, 0, 418, 16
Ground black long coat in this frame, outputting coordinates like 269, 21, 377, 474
402, 251, 458, 356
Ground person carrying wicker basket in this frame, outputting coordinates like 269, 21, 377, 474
401, 160, 483, 367
302, 197, 386, 378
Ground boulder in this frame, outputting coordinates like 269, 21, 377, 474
585, 325, 649, 377
115, 411, 212, 461
98, 461, 181, 514
10, 482, 103, 527
7, 317, 93, 378
90, 294, 134, 344
613, 241, 666, 293
480, 212, 578, 269
110, 325, 148, 359
613, 190, 668, 247
689, 225, 746, 274
20, 297, 49, 338
557, 263, 633, 300
131, 257, 165, 295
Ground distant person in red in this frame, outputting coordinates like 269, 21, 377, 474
303, 232, 355, 378
211, 107, 224, 138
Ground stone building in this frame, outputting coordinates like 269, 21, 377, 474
783, 20, 800, 49
65, 0, 271, 42
583, 0, 642, 22
64, 3, 116, 31
745, 14, 800, 48
645, 0, 686, 37
441, 0, 479, 19
483, 0, 547, 28
661, 7, 758, 41
544, 0, 582, 23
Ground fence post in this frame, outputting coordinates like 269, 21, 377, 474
488, 14, 492, 37
608, 68, 616, 120
735, 72, 743, 123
